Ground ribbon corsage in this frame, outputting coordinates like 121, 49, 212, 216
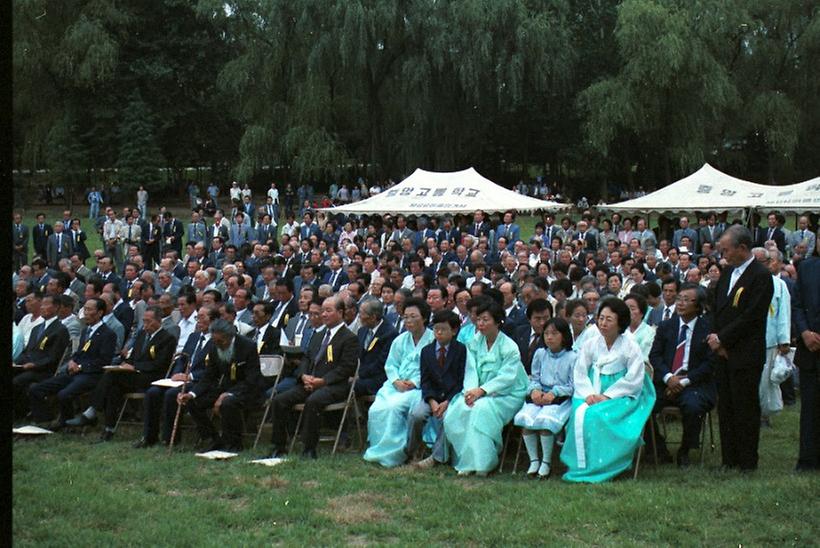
82, 340, 92, 352
149, 345, 156, 359
367, 337, 378, 352
39, 336, 48, 350
327, 345, 334, 363
732, 287, 744, 307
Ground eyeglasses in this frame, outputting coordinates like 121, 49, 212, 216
401, 314, 422, 321
675, 297, 695, 304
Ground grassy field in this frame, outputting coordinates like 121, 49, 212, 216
12, 404, 817, 546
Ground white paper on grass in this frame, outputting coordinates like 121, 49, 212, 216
195, 450, 239, 460
250, 458, 287, 467
13, 425, 54, 435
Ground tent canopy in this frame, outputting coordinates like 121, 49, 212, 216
760, 177, 820, 212
601, 164, 771, 214
318, 167, 566, 215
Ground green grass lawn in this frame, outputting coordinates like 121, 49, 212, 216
13, 405, 816, 546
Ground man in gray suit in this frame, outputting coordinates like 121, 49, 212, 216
698, 212, 724, 255
787, 216, 816, 258
46, 222, 73, 269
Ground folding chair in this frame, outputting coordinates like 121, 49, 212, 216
252, 354, 285, 449
289, 360, 362, 455
658, 406, 715, 465
114, 353, 178, 432
633, 363, 658, 479
353, 394, 377, 451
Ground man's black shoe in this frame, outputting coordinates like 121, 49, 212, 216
132, 438, 156, 449
203, 438, 224, 452
301, 448, 318, 460
268, 448, 288, 459
676, 448, 690, 468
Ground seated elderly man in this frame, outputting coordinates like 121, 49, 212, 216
648, 282, 717, 466
354, 299, 399, 396
177, 319, 261, 452
67, 306, 177, 442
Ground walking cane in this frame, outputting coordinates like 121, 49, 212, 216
168, 352, 191, 454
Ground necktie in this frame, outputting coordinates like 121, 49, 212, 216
671, 324, 688, 373
140, 331, 151, 356
31, 322, 46, 346
316, 329, 332, 364
475, 223, 480, 234
728, 268, 742, 295
363, 328, 374, 350
295, 314, 307, 336
82, 327, 91, 346
57, 234, 62, 252
438, 345, 447, 369
128, 225, 132, 240
767, 228, 773, 240
330, 270, 338, 287
191, 336, 206, 365
663, 307, 671, 321
528, 334, 539, 362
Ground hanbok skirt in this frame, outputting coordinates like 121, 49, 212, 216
363, 385, 421, 467
513, 399, 572, 433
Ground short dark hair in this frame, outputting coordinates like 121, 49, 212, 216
598, 296, 630, 334
403, 297, 431, 327
679, 282, 707, 313
544, 317, 573, 351
431, 309, 460, 330
624, 292, 648, 316
661, 276, 680, 291
473, 296, 505, 327
526, 298, 553, 319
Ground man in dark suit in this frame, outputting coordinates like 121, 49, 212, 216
299, 212, 321, 241
755, 212, 787, 252
28, 298, 117, 428
649, 283, 717, 466
268, 296, 359, 459
178, 319, 261, 452
162, 211, 184, 257
354, 299, 398, 396
13, 212, 29, 270
793, 241, 820, 471
574, 219, 598, 253
270, 278, 298, 331
142, 214, 163, 269
708, 226, 774, 471
466, 210, 491, 239
110, 285, 135, 338
406, 310, 466, 467
252, 301, 283, 394
511, 299, 552, 375
66, 306, 177, 441
322, 253, 349, 292
32, 212, 53, 259
136, 306, 218, 448
13, 295, 71, 418
437, 217, 461, 247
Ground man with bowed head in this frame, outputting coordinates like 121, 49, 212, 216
708, 225, 774, 471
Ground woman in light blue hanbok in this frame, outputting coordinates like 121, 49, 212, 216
456, 298, 478, 346
561, 297, 656, 483
444, 298, 528, 476
624, 293, 656, 361
363, 298, 435, 467
513, 317, 575, 478
567, 299, 597, 352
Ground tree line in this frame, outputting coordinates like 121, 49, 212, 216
13, 0, 820, 207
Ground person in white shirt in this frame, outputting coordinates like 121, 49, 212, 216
175, 293, 199, 353
18, 293, 45, 347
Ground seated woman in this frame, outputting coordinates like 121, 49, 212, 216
363, 297, 435, 467
561, 297, 656, 483
513, 317, 575, 479
456, 297, 481, 345
566, 299, 596, 352
444, 297, 529, 476
623, 293, 656, 361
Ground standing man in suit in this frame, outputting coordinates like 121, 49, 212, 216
32, 212, 53, 259
177, 319, 262, 452
69, 218, 90, 263
793, 240, 820, 471
119, 215, 142, 271
13, 295, 71, 419
699, 212, 723, 255
322, 253, 349, 292
66, 306, 177, 441
268, 296, 359, 459
757, 212, 786, 252
142, 214, 162, 270
187, 211, 207, 246
46, 222, 72, 268
13, 212, 29, 270
162, 211, 184, 257
495, 211, 521, 251
672, 217, 699, 252
787, 215, 816, 258
574, 219, 598, 253
708, 225, 774, 471
28, 298, 117, 428
354, 299, 398, 396
467, 210, 491, 239
102, 209, 124, 270
649, 283, 717, 466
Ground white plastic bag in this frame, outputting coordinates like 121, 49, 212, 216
759, 377, 783, 417
770, 352, 795, 385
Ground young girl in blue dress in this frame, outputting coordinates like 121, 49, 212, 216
513, 317, 576, 478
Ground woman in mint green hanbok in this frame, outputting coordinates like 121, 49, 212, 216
624, 293, 656, 361
456, 295, 478, 346
364, 298, 435, 467
444, 298, 528, 476
561, 297, 656, 483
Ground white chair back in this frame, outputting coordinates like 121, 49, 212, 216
260, 355, 285, 378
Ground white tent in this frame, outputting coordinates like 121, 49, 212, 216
759, 177, 820, 212
318, 167, 566, 215
601, 163, 771, 214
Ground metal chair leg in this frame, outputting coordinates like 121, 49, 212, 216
289, 409, 304, 454
512, 432, 524, 474
114, 399, 129, 432
253, 402, 271, 450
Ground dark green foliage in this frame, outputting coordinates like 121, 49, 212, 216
116, 91, 165, 191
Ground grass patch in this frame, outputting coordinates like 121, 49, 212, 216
13, 405, 817, 545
